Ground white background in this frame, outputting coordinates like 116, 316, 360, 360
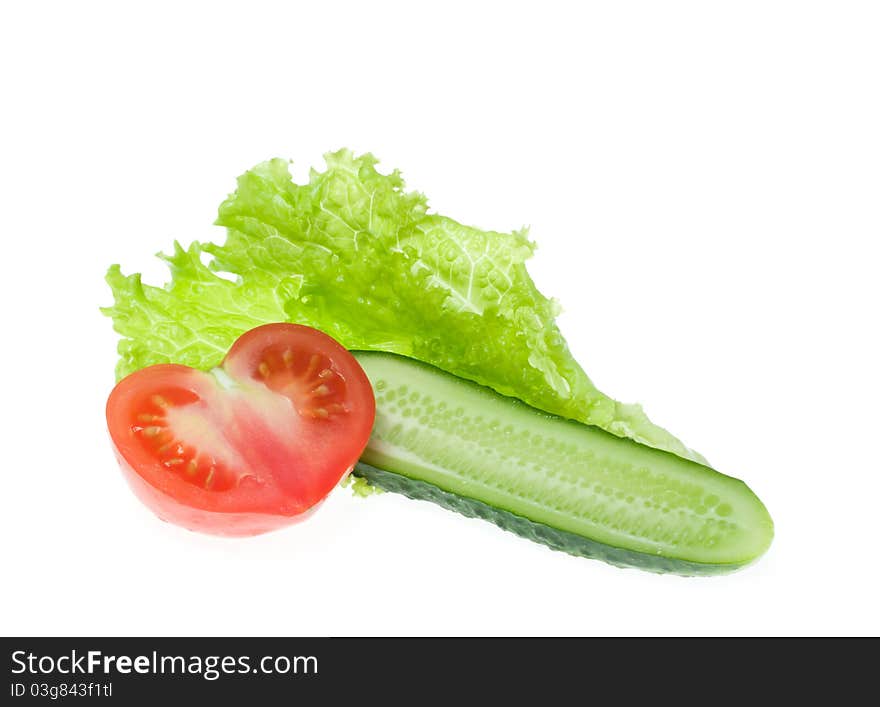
1, 1, 877, 637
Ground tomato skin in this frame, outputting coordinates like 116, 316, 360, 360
106, 326, 375, 537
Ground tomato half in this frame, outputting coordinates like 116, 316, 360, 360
106, 324, 375, 536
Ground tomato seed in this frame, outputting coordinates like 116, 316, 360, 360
304, 354, 320, 379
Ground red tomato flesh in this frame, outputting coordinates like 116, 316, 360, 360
106, 324, 376, 536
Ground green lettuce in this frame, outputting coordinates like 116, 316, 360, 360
104, 150, 702, 461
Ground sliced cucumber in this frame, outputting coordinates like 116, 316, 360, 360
352, 351, 773, 575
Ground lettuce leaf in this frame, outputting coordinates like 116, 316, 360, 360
104, 150, 702, 462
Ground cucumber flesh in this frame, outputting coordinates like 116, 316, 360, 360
353, 351, 773, 575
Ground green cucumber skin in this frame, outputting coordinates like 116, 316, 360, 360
353, 463, 746, 576
352, 351, 773, 575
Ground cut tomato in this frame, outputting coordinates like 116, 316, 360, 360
106, 324, 376, 536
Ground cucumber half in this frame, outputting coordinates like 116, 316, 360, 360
352, 351, 773, 575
